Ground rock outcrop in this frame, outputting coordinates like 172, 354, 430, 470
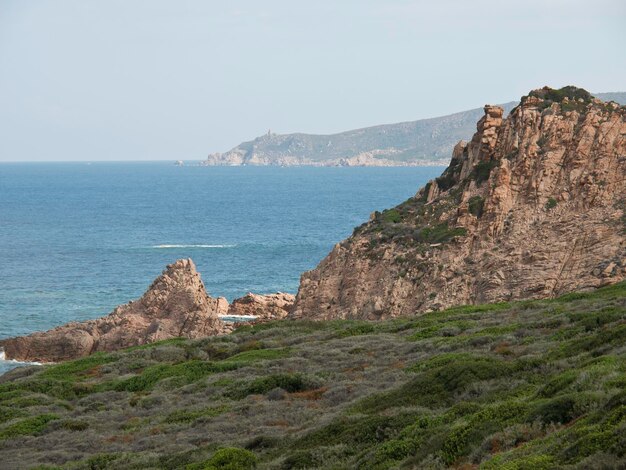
227, 292, 295, 320
0, 259, 228, 362
291, 87, 626, 320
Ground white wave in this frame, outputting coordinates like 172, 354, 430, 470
219, 315, 258, 322
0, 359, 43, 366
151, 244, 236, 249
0, 349, 43, 370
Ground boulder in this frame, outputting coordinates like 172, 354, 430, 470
228, 292, 295, 320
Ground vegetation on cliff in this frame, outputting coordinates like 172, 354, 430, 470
1, 282, 625, 468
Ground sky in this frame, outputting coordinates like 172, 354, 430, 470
0, 0, 624, 162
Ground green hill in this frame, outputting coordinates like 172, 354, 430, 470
1, 282, 625, 469
204, 92, 626, 166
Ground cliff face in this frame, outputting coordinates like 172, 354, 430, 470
292, 87, 626, 320
0, 259, 228, 362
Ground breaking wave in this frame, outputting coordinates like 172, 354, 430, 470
0, 349, 43, 376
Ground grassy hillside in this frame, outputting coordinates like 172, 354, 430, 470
0, 282, 625, 469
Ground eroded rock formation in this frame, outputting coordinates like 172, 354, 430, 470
227, 292, 295, 320
291, 87, 626, 320
0, 259, 228, 362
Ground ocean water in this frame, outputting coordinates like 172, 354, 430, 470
0, 162, 443, 374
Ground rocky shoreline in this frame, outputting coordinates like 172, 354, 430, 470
200, 152, 450, 167
0, 260, 294, 363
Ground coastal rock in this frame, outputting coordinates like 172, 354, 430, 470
228, 292, 295, 320
0, 259, 227, 362
291, 87, 626, 320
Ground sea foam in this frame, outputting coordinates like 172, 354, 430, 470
0, 348, 43, 376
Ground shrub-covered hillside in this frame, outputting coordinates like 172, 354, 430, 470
1, 282, 625, 469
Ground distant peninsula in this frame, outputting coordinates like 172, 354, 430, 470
202, 92, 625, 167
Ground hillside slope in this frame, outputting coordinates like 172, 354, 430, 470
292, 87, 626, 320
203, 92, 624, 167
0, 282, 624, 468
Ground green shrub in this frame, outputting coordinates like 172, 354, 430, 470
483, 453, 556, 470
436, 172, 457, 191
39, 352, 117, 380
529, 86, 592, 104
356, 355, 513, 412
372, 438, 416, 465
112, 360, 241, 392
0, 414, 59, 440
230, 373, 318, 399
60, 419, 89, 431
3, 394, 51, 408
223, 348, 290, 363
74, 454, 121, 470
245, 435, 281, 450
382, 209, 402, 224
537, 370, 578, 397
0, 406, 26, 424
191, 447, 257, 470
281, 450, 315, 469
296, 414, 419, 450
529, 395, 580, 424
0, 378, 88, 401
335, 322, 377, 338
164, 405, 229, 424
468, 196, 485, 217
471, 160, 497, 185
545, 197, 557, 210
416, 223, 467, 244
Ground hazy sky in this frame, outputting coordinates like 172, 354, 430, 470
1, 0, 624, 161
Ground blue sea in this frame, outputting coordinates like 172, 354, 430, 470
0, 162, 443, 374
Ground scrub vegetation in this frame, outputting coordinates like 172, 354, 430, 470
0, 282, 625, 469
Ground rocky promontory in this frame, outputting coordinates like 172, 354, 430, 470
0, 259, 296, 363
291, 86, 626, 320
0, 259, 228, 363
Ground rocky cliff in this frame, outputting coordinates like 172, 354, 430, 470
291, 86, 626, 320
0, 259, 228, 362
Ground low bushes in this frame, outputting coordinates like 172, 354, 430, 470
468, 195, 485, 217
164, 405, 229, 424
229, 373, 319, 399
189, 448, 257, 470
0, 281, 625, 468
0, 414, 59, 440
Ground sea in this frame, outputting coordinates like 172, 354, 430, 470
0, 162, 444, 374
